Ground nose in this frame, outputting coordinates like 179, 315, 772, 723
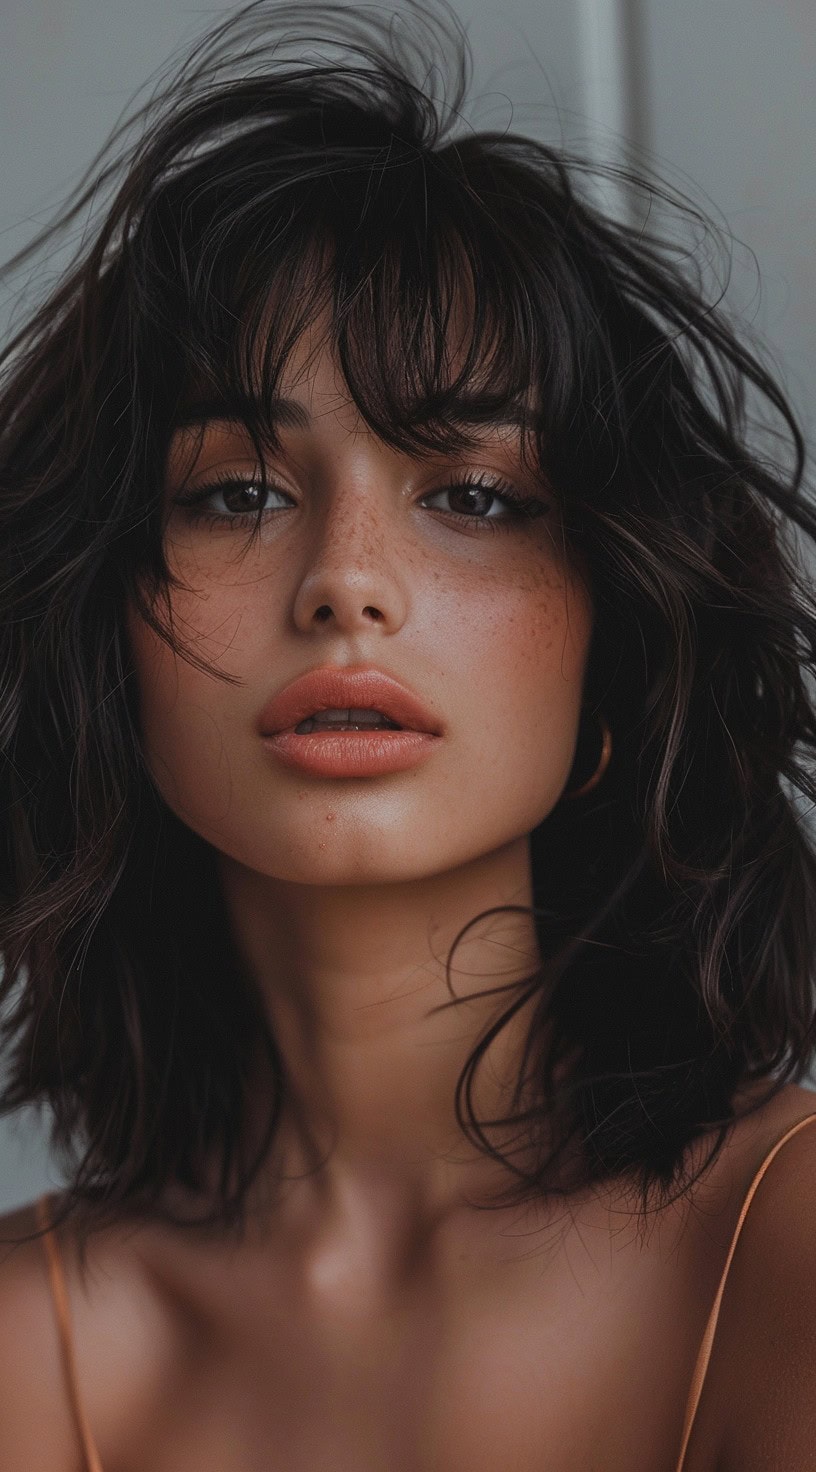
290, 485, 409, 637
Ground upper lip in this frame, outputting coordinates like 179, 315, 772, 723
258, 666, 443, 736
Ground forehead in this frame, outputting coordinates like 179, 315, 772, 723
166, 260, 546, 484
285, 324, 537, 437
172, 330, 540, 458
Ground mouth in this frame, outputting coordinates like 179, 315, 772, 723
258, 666, 442, 738
257, 667, 442, 778
293, 708, 403, 734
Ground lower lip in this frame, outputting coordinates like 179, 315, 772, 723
261, 730, 440, 777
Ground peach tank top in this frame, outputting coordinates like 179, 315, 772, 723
36, 1111, 816, 1472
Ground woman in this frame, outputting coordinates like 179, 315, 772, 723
1, 2, 815, 1467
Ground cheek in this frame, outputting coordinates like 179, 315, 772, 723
430, 560, 593, 821
442, 560, 591, 723
124, 545, 593, 872
125, 600, 242, 827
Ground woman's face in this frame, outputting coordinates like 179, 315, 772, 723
127, 318, 594, 887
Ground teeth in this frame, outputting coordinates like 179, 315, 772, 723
294, 707, 403, 734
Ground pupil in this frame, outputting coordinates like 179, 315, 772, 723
225, 481, 262, 512
453, 485, 492, 515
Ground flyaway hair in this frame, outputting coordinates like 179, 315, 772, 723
1, 0, 816, 1234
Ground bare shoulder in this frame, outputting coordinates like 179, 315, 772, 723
0, 1194, 179, 1471
690, 1084, 816, 1472
0, 1199, 77, 1468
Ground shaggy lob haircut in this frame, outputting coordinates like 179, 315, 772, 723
2, 0, 816, 1234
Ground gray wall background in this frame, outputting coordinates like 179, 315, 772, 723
1, 0, 815, 1211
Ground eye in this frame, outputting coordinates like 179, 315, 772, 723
171, 473, 293, 528
170, 469, 551, 531
420, 473, 549, 526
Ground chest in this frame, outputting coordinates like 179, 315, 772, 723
110, 1209, 721, 1472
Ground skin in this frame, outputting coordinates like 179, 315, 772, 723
126, 308, 595, 1242
2, 311, 816, 1471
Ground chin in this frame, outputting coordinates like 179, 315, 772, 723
227, 826, 538, 895
223, 840, 468, 889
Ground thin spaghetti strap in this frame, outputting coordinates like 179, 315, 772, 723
674, 1110, 816, 1472
35, 1193, 105, 1472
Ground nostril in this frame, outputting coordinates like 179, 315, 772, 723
309, 602, 384, 624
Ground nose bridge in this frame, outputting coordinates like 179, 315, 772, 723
320, 477, 389, 567
291, 469, 408, 634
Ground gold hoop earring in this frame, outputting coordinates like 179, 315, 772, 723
562, 712, 612, 799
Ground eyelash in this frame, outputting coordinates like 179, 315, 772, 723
172, 471, 549, 533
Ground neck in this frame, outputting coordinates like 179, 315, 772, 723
217, 836, 544, 1230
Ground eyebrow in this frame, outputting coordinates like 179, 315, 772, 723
171, 392, 536, 436
172, 395, 311, 433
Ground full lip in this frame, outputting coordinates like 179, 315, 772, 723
257, 666, 444, 737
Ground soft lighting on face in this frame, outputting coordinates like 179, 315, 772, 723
127, 320, 591, 891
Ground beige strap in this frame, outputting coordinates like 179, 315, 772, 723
36, 1193, 104, 1472
675, 1110, 816, 1471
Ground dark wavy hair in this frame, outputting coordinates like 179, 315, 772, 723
2, 0, 816, 1236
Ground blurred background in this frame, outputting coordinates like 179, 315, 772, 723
1, 0, 815, 1210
